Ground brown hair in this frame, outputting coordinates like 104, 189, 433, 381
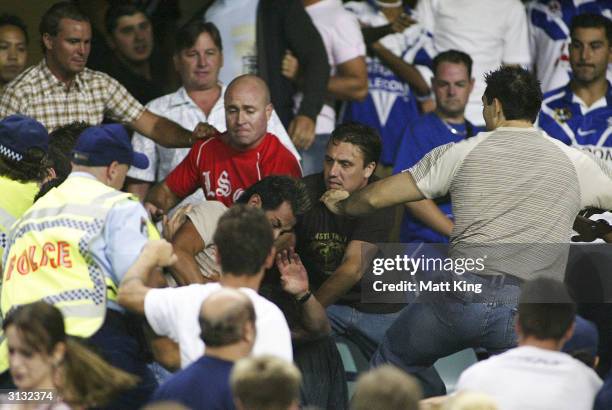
3, 302, 138, 408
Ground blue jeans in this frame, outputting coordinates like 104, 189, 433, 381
371, 272, 521, 397
300, 133, 330, 176
327, 304, 405, 361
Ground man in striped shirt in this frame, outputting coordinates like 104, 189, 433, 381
322, 66, 612, 396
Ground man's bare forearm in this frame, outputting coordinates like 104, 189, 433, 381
342, 172, 424, 216
297, 296, 332, 339
145, 182, 180, 213
169, 248, 207, 286
118, 256, 156, 314
372, 43, 430, 96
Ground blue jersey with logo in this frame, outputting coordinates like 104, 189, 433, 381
342, 2, 434, 166
393, 113, 481, 243
528, 0, 612, 92
538, 83, 612, 165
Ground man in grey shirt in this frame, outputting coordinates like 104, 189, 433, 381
322, 66, 612, 396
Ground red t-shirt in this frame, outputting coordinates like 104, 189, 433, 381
165, 132, 302, 206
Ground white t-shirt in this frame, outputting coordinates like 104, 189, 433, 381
144, 283, 293, 368
416, 0, 531, 126
297, 0, 366, 134
205, 0, 259, 85
457, 346, 602, 410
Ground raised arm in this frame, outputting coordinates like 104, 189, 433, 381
322, 171, 425, 216
117, 239, 177, 315
130, 110, 217, 148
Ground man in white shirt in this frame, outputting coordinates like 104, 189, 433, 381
126, 21, 298, 201
117, 205, 292, 369
457, 278, 602, 410
415, 0, 531, 126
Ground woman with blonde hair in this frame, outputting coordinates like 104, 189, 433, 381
2, 301, 138, 409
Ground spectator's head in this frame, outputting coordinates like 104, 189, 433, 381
174, 21, 223, 91
34, 121, 88, 201
517, 278, 576, 348
236, 176, 310, 252
213, 205, 275, 277
231, 355, 301, 410
224, 75, 273, 150
0, 114, 49, 184
71, 124, 148, 190
569, 14, 612, 86
325, 123, 380, 193
199, 288, 256, 359
105, 5, 153, 65
48, 121, 89, 182
432, 50, 474, 120
0, 14, 28, 86
562, 315, 599, 368
482, 66, 542, 129
40, 2, 91, 79
442, 391, 499, 410
3, 301, 138, 406
351, 365, 422, 410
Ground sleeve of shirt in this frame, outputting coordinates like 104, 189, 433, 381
165, 142, 203, 199
0, 85, 24, 118
502, 0, 532, 66
104, 199, 150, 283
101, 73, 146, 124
127, 131, 158, 182
332, 12, 366, 65
558, 142, 612, 209
268, 110, 301, 161
144, 287, 184, 340
408, 137, 479, 199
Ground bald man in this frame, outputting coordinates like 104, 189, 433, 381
146, 74, 303, 211
152, 288, 256, 409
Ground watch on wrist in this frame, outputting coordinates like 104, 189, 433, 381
296, 290, 312, 304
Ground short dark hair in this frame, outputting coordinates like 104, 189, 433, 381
0, 147, 48, 184
329, 123, 381, 167
518, 278, 576, 341
199, 291, 256, 347
483, 66, 542, 123
0, 14, 29, 44
175, 21, 222, 53
235, 175, 311, 216
105, 4, 148, 35
39, 2, 89, 52
432, 49, 473, 78
213, 205, 274, 276
48, 121, 88, 182
571, 13, 612, 45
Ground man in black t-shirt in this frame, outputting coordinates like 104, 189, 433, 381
296, 123, 402, 360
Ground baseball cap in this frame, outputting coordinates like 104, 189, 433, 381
562, 315, 598, 359
0, 114, 49, 162
72, 124, 149, 169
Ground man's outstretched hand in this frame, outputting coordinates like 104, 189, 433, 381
192, 122, 219, 144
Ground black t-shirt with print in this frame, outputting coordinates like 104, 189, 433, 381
296, 173, 401, 313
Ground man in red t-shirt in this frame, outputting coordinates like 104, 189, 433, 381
146, 75, 302, 211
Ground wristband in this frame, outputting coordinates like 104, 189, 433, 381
296, 291, 312, 304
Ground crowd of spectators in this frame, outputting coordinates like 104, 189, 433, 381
0, 1, 612, 409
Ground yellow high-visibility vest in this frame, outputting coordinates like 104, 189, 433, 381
0, 175, 158, 373
0, 176, 39, 263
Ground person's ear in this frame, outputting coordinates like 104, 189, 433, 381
247, 194, 262, 209
364, 161, 376, 179
264, 246, 276, 270
52, 342, 66, 367
42, 33, 54, 52
265, 103, 273, 122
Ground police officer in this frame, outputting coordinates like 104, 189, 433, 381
1, 124, 159, 408
0, 115, 49, 266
